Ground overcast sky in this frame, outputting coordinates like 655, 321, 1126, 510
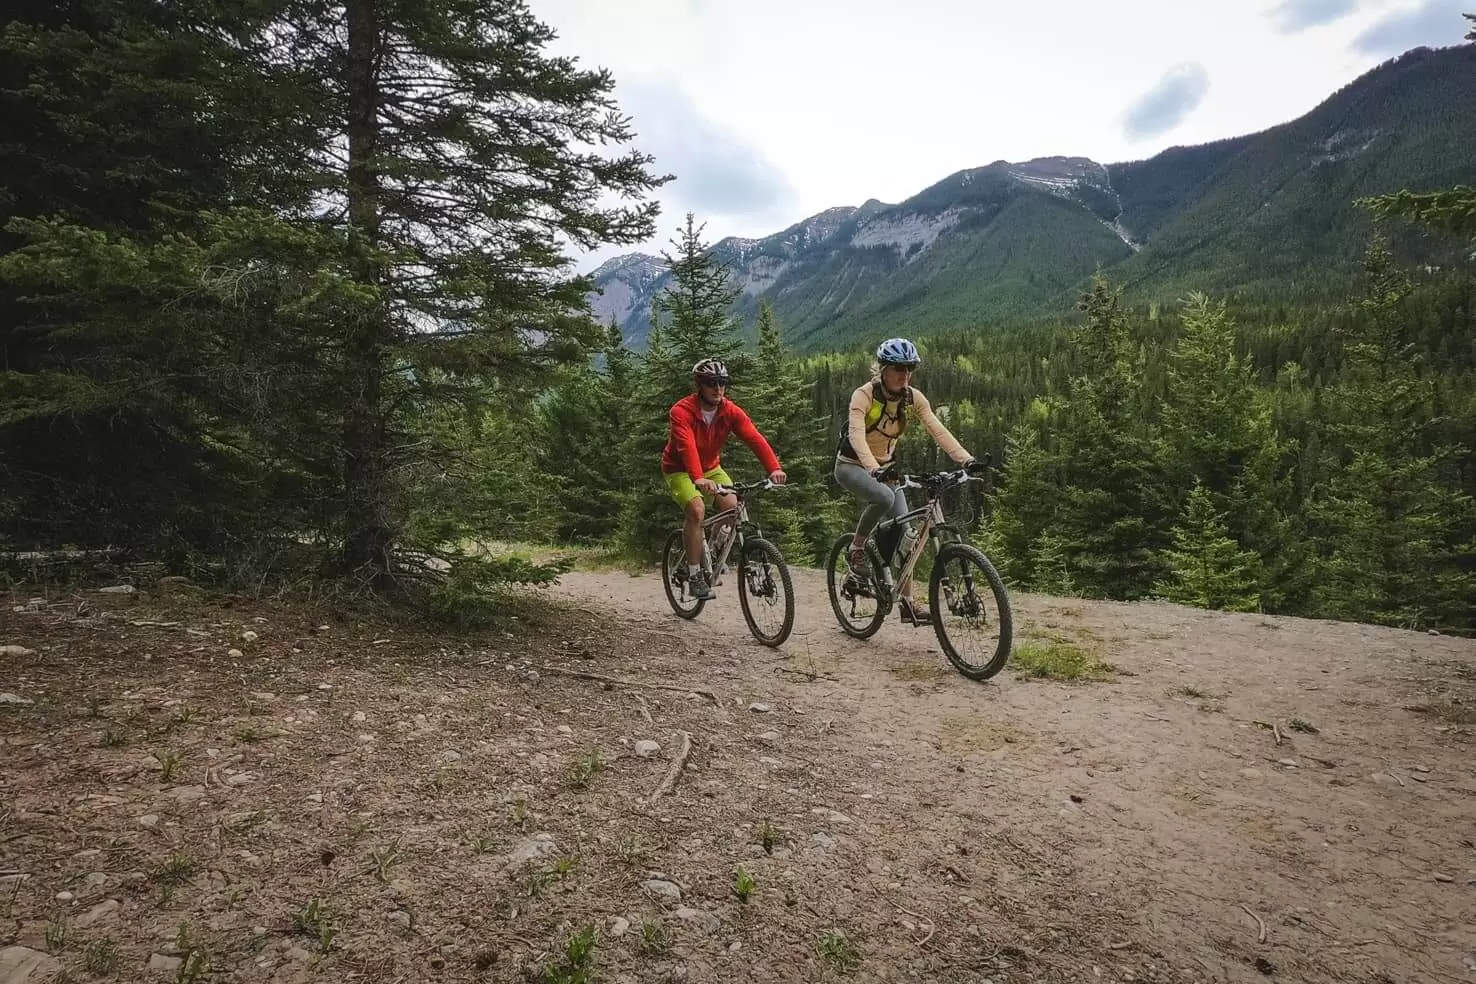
526, 0, 1472, 270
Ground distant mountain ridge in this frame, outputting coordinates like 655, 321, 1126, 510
589, 44, 1476, 351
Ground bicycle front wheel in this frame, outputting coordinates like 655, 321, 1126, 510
661, 528, 705, 620
929, 542, 1012, 681
737, 536, 795, 647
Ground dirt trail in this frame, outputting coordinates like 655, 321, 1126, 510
551, 563, 1476, 983
1, 568, 1472, 984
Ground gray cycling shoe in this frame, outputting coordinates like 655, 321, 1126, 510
689, 570, 716, 601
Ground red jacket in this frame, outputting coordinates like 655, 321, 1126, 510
661, 394, 781, 480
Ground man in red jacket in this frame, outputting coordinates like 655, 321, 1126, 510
662, 357, 786, 599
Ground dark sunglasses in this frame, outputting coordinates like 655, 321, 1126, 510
699, 377, 730, 387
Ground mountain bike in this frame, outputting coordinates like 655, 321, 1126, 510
824, 457, 1013, 681
660, 478, 796, 648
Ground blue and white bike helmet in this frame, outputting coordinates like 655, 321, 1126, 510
875, 337, 921, 368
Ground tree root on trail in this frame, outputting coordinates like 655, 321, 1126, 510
650, 730, 693, 799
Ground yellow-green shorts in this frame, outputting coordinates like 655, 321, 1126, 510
663, 466, 732, 507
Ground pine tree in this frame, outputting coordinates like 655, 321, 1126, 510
1157, 292, 1303, 607
653, 212, 747, 374
1308, 236, 1475, 630
1049, 274, 1173, 598
538, 320, 639, 542
986, 420, 1061, 586
738, 299, 838, 565
1154, 480, 1262, 612
0, 1, 312, 559
615, 213, 749, 558
3, 0, 670, 590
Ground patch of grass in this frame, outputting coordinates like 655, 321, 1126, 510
292, 898, 337, 953
887, 660, 944, 682
83, 939, 121, 975
155, 852, 197, 887
758, 819, 781, 855
567, 748, 604, 789
817, 928, 860, 974
1288, 718, 1319, 734
368, 846, 401, 884
44, 916, 67, 954
734, 866, 755, 903
542, 924, 597, 984
638, 916, 666, 955
1012, 640, 1114, 682
152, 749, 181, 781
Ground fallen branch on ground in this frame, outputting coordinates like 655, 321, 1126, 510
650, 731, 693, 799
870, 882, 935, 947
1240, 903, 1267, 943
774, 666, 838, 682
539, 666, 720, 706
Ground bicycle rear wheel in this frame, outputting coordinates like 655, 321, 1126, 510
929, 542, 1012, 681
737, 537, 795, 647
661, 528, 705, 619
825, 534, 890, 639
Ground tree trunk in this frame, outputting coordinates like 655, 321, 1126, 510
341, 0, 392, 578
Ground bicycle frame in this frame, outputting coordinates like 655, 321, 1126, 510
869, 464, 985, 590
696, 480, 771, 575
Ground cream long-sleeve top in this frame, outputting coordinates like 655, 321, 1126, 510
838, 382, 971, 472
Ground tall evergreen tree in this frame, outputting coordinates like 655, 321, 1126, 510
1154, 480, 1262, 612
1030, 275, 1172, 598
0, 1, 309, 560
539, 320, 638, 542
4, 0, 670, 590
1308, 236, 1475, 629
737, 299, 837, 564
616, 213, 749, 558
1156, 292, 1303, 607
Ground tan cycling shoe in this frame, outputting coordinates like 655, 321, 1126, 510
898, 596, 932, 625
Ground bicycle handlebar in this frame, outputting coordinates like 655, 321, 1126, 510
713, 477, 789, 496
875, 453, 991, 492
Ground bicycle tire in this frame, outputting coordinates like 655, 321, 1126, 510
929, 542, 1013, 681
824, 533, 890, 640
736, 536, 795, 647
661, 528, 705, 620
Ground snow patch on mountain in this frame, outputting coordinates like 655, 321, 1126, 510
850, 207, 965, 258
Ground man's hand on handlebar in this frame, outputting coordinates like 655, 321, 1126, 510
768, 469, 787, 486
694, 477, 720, 495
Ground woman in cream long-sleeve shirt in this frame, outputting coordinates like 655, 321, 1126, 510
834, 338, 975, 625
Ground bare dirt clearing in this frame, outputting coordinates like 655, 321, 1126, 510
1, 566, 1472, 984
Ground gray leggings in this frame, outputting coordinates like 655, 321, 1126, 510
835, 458, 906, 540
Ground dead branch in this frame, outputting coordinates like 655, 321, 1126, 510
650, 731, 693, 799
1239, 903, 1267, 944
1272, 724, 1284, 746
870, 882, 935, 947
774, 666, 838, 682
539, 666, 721, 706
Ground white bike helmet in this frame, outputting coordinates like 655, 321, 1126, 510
875, 337, 921, 367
